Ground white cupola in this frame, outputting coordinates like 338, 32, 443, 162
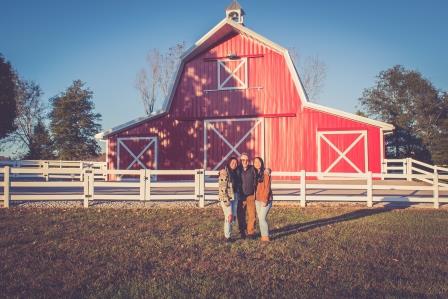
226, 0, 245, 25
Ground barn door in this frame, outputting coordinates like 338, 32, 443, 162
117, 137, 158, 170
317, 130, 368, 174
204, 118, 264, 170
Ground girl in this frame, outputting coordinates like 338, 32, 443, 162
218, 157, 241, 242
253, 157, 272, 242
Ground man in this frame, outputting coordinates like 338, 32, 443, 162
237, 153, 257, 239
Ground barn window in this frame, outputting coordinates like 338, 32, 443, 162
217, 58, 247, 90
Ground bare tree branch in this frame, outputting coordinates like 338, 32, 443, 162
6, 80, 45, 157
136, 42, 186, 114
289, 48, 327, 102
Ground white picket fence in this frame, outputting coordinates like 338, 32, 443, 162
383, 158, 448, 186
0, 160, 107, 181
1, 164, 447, 209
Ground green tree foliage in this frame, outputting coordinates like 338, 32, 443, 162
0, 54, 17, 139
358, 65, 448, 163
50, 80, 102, 160
429, 92, 448, 165
24, 120, 54, 160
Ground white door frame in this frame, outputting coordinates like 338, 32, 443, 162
203, 118, 264, 170
317, 130, 368, 174
117, 137, 158, 170
217, 58, 248, 90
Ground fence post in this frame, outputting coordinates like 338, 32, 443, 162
139, 169, 146, 202
79, 163, 84, 182
195, 169, 205, 208
83, 169, 93, 208
146, 169, 151, 201
367, 171, 373, 208
406, 158, 412, 181
433, 169, 439, 209
102, 162, 108, 181
300, 170, 306, 207
3, 166, 10, 208
43, 161, 49, 181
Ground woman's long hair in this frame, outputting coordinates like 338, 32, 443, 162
225, 156, 239, 183
226, 156, 239, 171
254, 156, 265, 183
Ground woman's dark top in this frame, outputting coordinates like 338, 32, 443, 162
227, 167, 242, 194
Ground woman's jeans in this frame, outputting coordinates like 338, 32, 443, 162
255, 200, 272, 237
220, 193, 239, 239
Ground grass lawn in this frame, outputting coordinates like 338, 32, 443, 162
0, 205, 447, 298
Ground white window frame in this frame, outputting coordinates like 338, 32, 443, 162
217, 57, 248, 90
317, 130, 368, 174
117, 137, 158, 170
203, 118, 264, 170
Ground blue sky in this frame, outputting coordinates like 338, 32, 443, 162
1, 0, 447, 140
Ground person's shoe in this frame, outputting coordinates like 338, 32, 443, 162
240, 232, 246, 240
260, 236, 270, 242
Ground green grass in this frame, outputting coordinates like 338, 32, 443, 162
0, 205, 447, 298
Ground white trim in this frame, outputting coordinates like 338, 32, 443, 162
106, 139, 109, 168
203, 120, 207, 169
204, 118, 263, 170
117, 137, 158, 171
380, 128, 384, 175
317, 130, 368, 174
284, 50, 309, 106
217, 58, 248, 90
306, 102, 394, 131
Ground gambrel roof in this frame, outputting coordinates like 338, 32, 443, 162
97, 19, 393, 139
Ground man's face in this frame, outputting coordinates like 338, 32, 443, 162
240, 154, 249, 168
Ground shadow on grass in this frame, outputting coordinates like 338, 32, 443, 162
270, 204, 407, 240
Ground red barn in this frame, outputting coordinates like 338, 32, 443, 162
97, 2, 394, 176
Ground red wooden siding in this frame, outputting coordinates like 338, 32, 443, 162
170, 33, 301, 119
108, 116, 204, 172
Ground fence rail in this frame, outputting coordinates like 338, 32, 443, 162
1, 164, 447, 209
0, 159, 107, 181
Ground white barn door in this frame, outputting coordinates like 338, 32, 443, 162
117, 137, 158, 170
204, 118, 264, 170
317, 130, 368, 174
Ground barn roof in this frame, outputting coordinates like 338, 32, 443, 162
97, 19, 393, 139
226, 0, 242, 11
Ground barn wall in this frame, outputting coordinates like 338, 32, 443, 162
300, 108, 382, 173
170, 33, 302, 119
107, 111, 383, 174
107, 115, 204, 172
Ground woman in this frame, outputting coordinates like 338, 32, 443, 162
218, 157, 241, 242
253, 157, 272, 242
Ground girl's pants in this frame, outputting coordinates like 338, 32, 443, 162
255, 200, 272, 237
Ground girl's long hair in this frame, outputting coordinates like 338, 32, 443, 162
226, 156, 239, 172
254, 156, 265, 183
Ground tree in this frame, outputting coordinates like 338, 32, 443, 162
0, 54, 17, 139
358, 65, 447, 163
50, 80, 102, 160
136, 42, 186, 114
289, 48, 327, 101
24, 120, 54, 160
9, 80, 46, 154
429, 92, 448, 165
